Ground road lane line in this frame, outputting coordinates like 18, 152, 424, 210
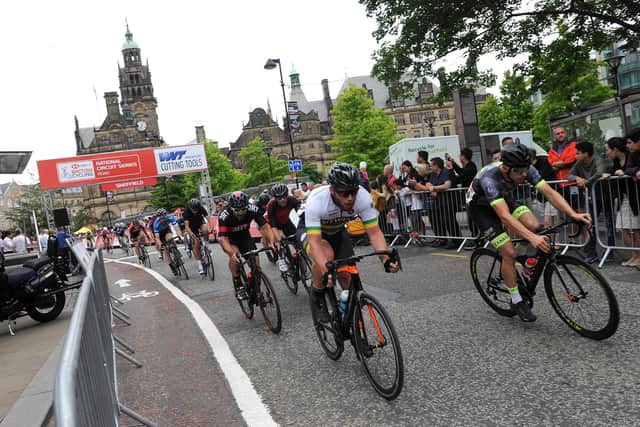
432, 252, 467, 258
110, 259, 276, 427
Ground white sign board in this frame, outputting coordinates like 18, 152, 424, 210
480, 131, 547, 156
154, 144, 208, 176
388, 136, 461, 177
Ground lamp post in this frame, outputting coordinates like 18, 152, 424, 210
605, 53, 626, 135
424, 115, 436, 137
264, 57, 299, 188
264, 146, 273, 182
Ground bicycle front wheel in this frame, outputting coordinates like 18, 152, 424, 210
470, 248, 516, 317
172, 245, 189, 280
205, 248, 215, 281
544, 255, 619, 340
257, 272, 281, 334
311, 288, 344, 360
281, 249, 299, 295
297, 252, 313, 295
353, 292, 404, 400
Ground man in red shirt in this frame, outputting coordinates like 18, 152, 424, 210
548, 127, 577, 181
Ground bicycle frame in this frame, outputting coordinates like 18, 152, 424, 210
238, 248, 271, 304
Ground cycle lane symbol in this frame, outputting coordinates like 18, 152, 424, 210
118, 290, 159, 302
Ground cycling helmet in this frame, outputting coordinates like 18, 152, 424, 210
188, 198, 201, 210
257, 193, 271, 208
270, 183, 289, 198
327, 162, 360, 189
157, 208, 167, 216
500, 144, 531, 168
227, 191, 249, 210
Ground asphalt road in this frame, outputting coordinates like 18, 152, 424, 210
105, 241, 640, 426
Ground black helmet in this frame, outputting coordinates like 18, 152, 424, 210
156, 208, 167, 216
327, 162, 360, 190
227, 191, 249, 210
501, 144, 531, 168
188, 198, 201, 210
257, 193, 271, 207
270, 183, 288, 198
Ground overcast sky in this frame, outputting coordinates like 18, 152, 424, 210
0, 0, 515, 184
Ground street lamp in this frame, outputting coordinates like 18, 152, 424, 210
264, 57, 299, 188
264, 146, 273, 182
605, 53, 626, 134
424, 115, 436, 137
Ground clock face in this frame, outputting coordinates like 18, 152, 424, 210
136, 121, 147, 132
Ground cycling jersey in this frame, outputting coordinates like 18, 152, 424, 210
153, 214, 177, 233
218, 204, 266, 241
183, 205, 208, 230
114, 227, 126, 237
128, 222, 146, 240
466, 162, 546, 207
266, 196, 300, 232
303, 186, 378, 236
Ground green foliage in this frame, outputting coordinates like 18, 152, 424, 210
239, 137, 289, 187
301, 162, 322, 184
328, 85, 400, 178
5, 184, 46, 236
71, 207, 90, 229
478, 71, 534, 133
361, 0, 638, 93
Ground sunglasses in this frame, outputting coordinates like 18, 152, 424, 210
231, 207, 247, 215
275, 195, 288, 200
510, 167, 529, 175
335, 188, 358, 198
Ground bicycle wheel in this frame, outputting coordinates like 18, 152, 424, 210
281, 248, 299, 295
205, 247, 215, 281
310, 288, 344, 360
297, 251, 313, 295
353, 292, 404, 400
143, 248, 151, 268
470, 248, 516, 317
544, 255, 619, 340
257, 272, 282, 334
266, 248, 277, 264
172, 245, 189, 280
236, 271, 254, 319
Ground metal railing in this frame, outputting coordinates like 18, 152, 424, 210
54, 244, 156, 426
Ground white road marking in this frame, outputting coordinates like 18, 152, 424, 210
110, 259, 276, 427
115, 279, 132, 288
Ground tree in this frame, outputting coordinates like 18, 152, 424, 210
5, 184, 46, 236
183, 141, 243, 198
329, 85, 400, 178
478, 71, 534, 133
71, 206, 90, 229
239, 137, 289, 188
360, 0, 638, 95
301, 162, 322, 184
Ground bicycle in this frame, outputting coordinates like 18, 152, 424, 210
235, 247, 281, 334
165, 236, 189, 279
137, 241, 151, 268
184, 232, 193, 259
195, 232, 215, 281
313, 248, 404, 400
120, 237, 132, 256
278, 235, 312, 295
470, 219, 619, 340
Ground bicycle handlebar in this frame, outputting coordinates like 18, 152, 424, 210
325, 248, 401, 272
536, 219, 585, 239
236, 246, 274, 261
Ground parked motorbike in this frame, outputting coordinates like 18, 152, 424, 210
0, 251, 72, 335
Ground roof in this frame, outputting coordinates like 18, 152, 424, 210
78, 127, 96, 149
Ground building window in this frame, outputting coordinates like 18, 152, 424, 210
413, 130, 421, 138
439, 110, 449, 120
443, 126, 451, 136
409, 113, 422, 124
101, 137, 109, 145
127, 133, 135, 144
394, 115, 405, 125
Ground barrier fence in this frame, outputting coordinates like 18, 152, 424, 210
54, 244, 156, 427
375, 177, 640, 265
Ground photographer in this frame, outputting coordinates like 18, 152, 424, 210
446, 148, 477, 188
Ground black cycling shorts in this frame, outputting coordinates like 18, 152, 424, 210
157, 227, 173, 244
296, 217, 354, 262
274, 222, 296, 239
228, 235, 257, 255
468, 202, 532, 249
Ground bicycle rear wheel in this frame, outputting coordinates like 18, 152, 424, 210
470, 248, 516, 317
297, 251, 313, 295
353, 292, 404, 400
544, 255, 619, 340
311, 288, 344, 360
257, 272, 282, 334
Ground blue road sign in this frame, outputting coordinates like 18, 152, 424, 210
288, 159, 302, 172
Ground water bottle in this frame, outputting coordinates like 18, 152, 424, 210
277, 258, 288, 272
338, 290, 349, 314
522, 257, 537, 279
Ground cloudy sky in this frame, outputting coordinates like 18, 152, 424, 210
0, 0, 513, 184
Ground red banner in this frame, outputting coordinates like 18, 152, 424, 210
101, 177, 158, 191
37, 144, 208, 190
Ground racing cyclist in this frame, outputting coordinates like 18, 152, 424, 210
298, 162, 400, 323
218, 191, 278, 300
267, 183, 301, 272
153, 208, 182, 275
183, 198, 210, 275
467, 144, 591, 322
128, 218, 151, 264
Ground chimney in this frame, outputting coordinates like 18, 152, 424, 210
195, 125, 206, 144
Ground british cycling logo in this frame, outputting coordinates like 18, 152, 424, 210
57, 160, 95, 183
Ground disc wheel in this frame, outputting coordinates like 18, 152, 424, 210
257, 272, 282, 334
470, 248, 516, 317
544, 255, 619, 340
310, 288, 344, 360
353, 292, 404, 400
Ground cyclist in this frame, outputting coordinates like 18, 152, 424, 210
153, 208, 181, 275
98, 227, 110, 251
183, 198, 210, 275
267, 183, 302, 271
467, 144, 592, 322
128, 217, 151, 264
298, 162, 400, 323
218, 191, 278, 300
114, 222, 128, 251
146, 213, 162, 259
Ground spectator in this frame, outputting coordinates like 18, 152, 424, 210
383, 164, 396, 188
620, 129, 640, 267
548, 126, 577, 202
490, 149, 501, 163
501, 136, 514, 145
359, 161, 369, 181
12, 229, 30, 254
603, 136, 639, 266
417, 150, 429, 165
530, 148, 559, 228
567, 141, 603, 263
373, 175, 394, 234
300, 182, 311, 199
55, 227, 71, 271
425, 157, 461, 249
38, 228, 49, 253
1, 231, 14, 253
447, 147, 477, 188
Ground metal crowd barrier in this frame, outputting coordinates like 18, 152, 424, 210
591, 175, 640, 268
54, 244, 156, 427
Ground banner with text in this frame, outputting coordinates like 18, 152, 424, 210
37, 144, 208, 190
101, 177, 158, 191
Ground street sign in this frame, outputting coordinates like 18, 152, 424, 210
288, 159, 302, 172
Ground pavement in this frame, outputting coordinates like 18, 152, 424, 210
2, 242, 639, 426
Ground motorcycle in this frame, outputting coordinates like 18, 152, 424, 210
0, 251, 79, 335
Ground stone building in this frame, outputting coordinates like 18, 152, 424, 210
74, 24, 162, 224
0, 181, 27, 230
